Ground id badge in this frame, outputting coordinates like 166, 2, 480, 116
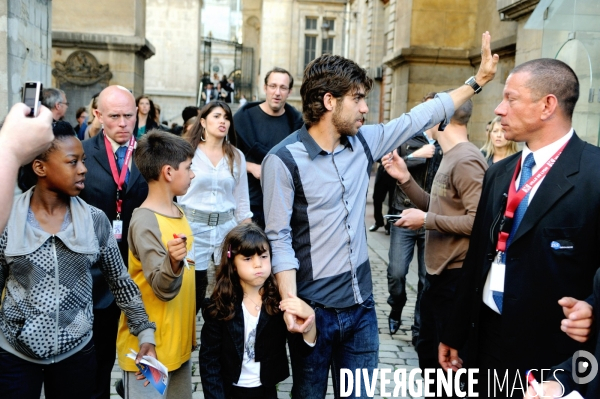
489, 256, 506, 293
112, 220, 123, 242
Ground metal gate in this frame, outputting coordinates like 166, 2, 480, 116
201, 37, 254, 103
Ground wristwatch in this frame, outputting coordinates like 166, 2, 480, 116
465, 76, 482, 94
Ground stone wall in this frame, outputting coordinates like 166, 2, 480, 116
144, 0, 201, 124
51, 0, 153, 124
0, 0, 52, 120
241, 0, 261, 100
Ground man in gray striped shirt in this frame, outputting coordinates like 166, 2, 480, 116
262, 33, 499, 398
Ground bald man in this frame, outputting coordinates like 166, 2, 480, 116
79, 86, 150, 399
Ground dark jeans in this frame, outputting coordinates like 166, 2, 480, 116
372, 164, 396, 226
289, 294, 379, 398
387, 225, 426, 335
0, 340, 96, 399
229, 384, 277, 399
195, 269, 209, 315
92, 301, 121, 399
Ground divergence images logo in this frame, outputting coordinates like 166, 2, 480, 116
572, 350, 598, 384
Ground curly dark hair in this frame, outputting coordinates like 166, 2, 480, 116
205, 223, 281, 321
300, 54, 373, 127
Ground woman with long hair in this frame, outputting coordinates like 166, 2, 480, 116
480, 115, 518, 166
134, 95, 159, 139
179, 100, 252, 316
83, 94, 102, 140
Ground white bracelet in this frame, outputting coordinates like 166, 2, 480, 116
423, 212, 427, 229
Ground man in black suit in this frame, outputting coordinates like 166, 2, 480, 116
79, 85, 149, 399
438, 58, 598, 398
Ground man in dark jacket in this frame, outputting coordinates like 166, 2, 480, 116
234, 67, 303, 228
79, 85, 149, 399
387, 93, 443, 339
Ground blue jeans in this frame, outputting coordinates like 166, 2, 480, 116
0, 340, 96, 399
289, 294, 379, 399
387, 225, 426, 334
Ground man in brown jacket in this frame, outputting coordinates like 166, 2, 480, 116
382, 98, 487, 373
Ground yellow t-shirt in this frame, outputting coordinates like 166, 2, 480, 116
116, 206, 196, 372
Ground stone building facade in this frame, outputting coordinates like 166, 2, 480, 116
246, 0, 600, 146
144, 0, 202, 124
51, 0, 154, 124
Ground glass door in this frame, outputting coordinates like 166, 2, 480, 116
528, 0, 600, 144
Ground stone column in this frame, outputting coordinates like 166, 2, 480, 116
0, 0, 52, 120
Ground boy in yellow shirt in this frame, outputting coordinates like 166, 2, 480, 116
116, 130, 196, 398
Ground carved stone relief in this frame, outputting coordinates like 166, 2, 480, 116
52, 50, 112, 86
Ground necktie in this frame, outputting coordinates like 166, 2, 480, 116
115, 146, 130, 185
494, 153, 535, 313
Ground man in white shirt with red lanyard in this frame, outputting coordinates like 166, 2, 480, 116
439, 58, 599, 398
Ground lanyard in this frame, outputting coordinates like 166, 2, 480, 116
103, 134, 135, 217
496, 141, 569, 253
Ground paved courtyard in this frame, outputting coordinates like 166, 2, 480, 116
103, 172, 425, 398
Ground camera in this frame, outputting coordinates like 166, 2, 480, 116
384, 214, 401, 223
22, 82, 43, 117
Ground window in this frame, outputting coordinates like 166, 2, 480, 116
305, 36, 317, 68
321, 18, 335, 55
322, 37, 334, 55
323, 18, 335, 31
306, 17, 317, 30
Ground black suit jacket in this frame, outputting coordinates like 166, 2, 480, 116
199, 302, 295, 399
443, 133, 600, 371
80, 132, 148, 309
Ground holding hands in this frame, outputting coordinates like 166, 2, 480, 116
280, 293, 317, 343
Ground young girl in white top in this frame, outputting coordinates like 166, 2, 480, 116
200, 223, 316, 399
179, 101, 252, 315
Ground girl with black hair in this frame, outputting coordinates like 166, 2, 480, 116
200, 223, 316, 399
0, 122, 155, 399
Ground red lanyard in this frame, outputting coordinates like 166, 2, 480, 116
496, 141, 569, 252
103, 134, 135, 216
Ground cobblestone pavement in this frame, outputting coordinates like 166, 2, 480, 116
102, 171, 425, 398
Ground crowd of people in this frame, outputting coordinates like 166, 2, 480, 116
1, 29, 599, 399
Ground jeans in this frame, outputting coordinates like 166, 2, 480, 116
289, 294, 379, 399
230, 385, 277, 399
0, 340, 96, 399
387, 225, 426, 335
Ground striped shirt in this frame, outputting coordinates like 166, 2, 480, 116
262, 93, 454, 308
